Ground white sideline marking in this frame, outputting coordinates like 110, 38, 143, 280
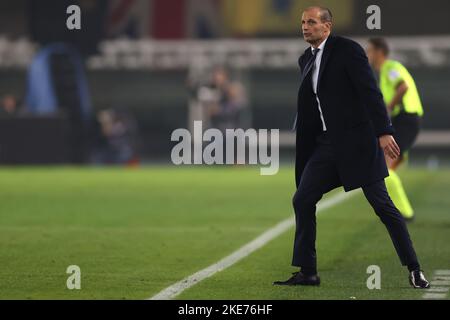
427, 287, 449, 293
422, 270, 450, 300
149, 190, 358, 300
430, 280, 450, 286
423, 293, 447, 300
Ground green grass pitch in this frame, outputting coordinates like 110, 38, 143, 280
0, 166, 449, 300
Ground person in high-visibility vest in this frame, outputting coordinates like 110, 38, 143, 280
366, 38, 424, 221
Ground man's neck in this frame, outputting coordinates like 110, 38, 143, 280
311, 35, 329, 49
375, 57, 387, 72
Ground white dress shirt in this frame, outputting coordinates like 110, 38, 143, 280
311, 37, 328, 132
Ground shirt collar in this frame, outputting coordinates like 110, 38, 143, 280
311, 37, 328, 54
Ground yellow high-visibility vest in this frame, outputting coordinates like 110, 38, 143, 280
380, 60, 424, 118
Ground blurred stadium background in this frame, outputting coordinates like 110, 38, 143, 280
1, 0, 449, 166
0, 0, 449, 300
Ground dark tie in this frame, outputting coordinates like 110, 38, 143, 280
301, 48, 320, 85
292, 48, 320, 131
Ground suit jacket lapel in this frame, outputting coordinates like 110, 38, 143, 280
293, 48, 316, 131
317, 35, 336, 90
298, 48, 313, 91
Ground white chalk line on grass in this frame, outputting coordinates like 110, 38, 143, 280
149, 189, 359, 300
422, 270, 450, 300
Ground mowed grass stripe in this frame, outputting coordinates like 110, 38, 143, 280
150, 190, 356, 300
0, 166, 292, 299
177, 168, 450, 300
0, 167, 448, 300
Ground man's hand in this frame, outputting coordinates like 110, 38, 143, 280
379, 135, 401, 160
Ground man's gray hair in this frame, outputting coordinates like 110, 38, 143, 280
305, 6, 333, 23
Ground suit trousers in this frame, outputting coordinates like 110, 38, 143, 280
292, 131, 419, 269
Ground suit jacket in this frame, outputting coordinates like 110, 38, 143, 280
295, 35, 394, 192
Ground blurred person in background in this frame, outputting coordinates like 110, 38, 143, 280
91, 109, 140, 166
193, 67, 248, 132
0, 95, 25, 117
367, 38, 425, 221
209, 67, 248, 131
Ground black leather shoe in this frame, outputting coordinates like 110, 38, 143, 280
273, 272, 320, 286
409, 270, 430, 289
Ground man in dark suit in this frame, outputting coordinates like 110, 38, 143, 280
273, 6, 430, 289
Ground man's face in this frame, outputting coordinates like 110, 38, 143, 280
213, 69, 228, 87
2, 95, 16, 113
301, 9, 331, 45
